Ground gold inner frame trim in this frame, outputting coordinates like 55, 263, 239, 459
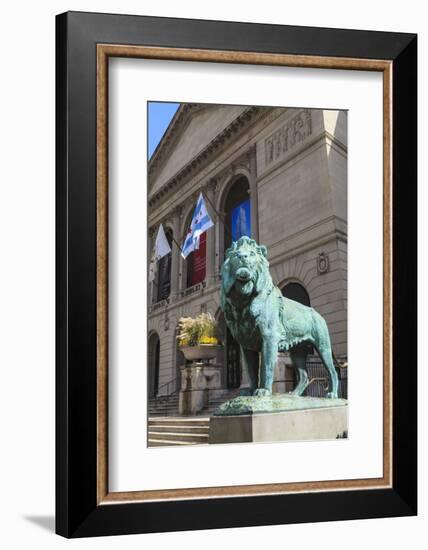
96, 44, 393, 505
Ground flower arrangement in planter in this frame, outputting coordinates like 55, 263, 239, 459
177, 313, 222, 362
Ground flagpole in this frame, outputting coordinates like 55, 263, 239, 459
200, 189, 234, 241
154, 222, 184, 255
170, 234, 184, 254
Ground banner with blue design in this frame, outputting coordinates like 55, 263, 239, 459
231, 199, 251, 242
181, 193, 214, 259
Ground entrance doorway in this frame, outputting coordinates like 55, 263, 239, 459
216, 310, 242, 389
148, 332, 160, 397
282, 281, 310, 306
226, 327, 241, 389
282, 281, 312, 355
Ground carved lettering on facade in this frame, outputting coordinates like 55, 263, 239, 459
264, 109, 312, 166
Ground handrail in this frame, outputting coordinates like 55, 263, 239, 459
149, 363, 348, 416
149, 377, 181, 417
156, 376, 180, 397
306, 377, 329, 391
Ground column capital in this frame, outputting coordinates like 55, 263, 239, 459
204, 178, 218, 196
228, 163, 237, 178
172, 205, 183, 222
245, 142, 257, 162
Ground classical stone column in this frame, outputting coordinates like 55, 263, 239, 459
178, 253, 186, 295
247, 144, 259, 242
178, 207, 187, 295
204, 180, 217, 287
215, 209, 226, 279
169, 209, 181, 301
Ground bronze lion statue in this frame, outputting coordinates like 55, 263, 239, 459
220, 236, 339, 398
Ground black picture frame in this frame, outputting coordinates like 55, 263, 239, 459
56, 11, 417, 538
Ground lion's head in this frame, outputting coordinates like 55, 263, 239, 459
220, 237, 272, 310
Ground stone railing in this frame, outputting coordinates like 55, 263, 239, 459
149, 298, 169, 313
180, 280, 206, 299
149, 279, 218, 316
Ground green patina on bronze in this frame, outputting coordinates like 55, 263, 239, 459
220, 236, 340, 400
214, 394, 348, 416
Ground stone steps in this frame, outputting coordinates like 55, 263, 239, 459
148, 388, 240, 417
147, 389, 241, 446
149, 417, 210, 426
148, 439, 196, 447
148, 395, 179, 416
149, 431, 209, 443
148, 416, 210, 447
147, 424, 209, 434
200, 389, 241, 416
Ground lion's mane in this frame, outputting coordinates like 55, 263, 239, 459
220, 237, 273, 338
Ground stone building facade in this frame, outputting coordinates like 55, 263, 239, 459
148, 104, 347, 399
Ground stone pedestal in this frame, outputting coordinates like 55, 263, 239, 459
179, 362, 222, 415
209, 394, 348, 444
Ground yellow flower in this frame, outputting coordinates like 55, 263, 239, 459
199, 336, 218, 345
179, 338, 190, 347
176, 312, 219, 347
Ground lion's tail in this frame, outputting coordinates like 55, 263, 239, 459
332, 352, 347, 369
332, 351, 339, 366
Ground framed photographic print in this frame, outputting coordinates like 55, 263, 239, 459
56, 11, 417, 538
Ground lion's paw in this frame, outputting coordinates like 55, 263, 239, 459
326, 392, 338, 399
253, 388, 272, 397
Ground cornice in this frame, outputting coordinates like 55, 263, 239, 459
148, 106, 266, 209
257, 130, 347, 189
148, 103, 208, 181
148, 142, 257, 231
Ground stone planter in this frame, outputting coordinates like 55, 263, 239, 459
180, 345, 222, 362
179, 362, 223, 415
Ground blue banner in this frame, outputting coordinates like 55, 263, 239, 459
231, 199, 251, 242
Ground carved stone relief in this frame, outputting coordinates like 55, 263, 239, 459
317, 252, 330, 275
264, 109, 312, 167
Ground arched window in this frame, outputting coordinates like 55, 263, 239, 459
157, 227, 173, 301
183, 210, 207, 288
282, 282, 312, 353
148, 332, 160, 398
224, 176, 251, 252
216, 310, 241, 389
186, 231, 207, 287
282, 281, 311, 306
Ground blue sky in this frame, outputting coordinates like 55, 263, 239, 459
148, 102, 180, 158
